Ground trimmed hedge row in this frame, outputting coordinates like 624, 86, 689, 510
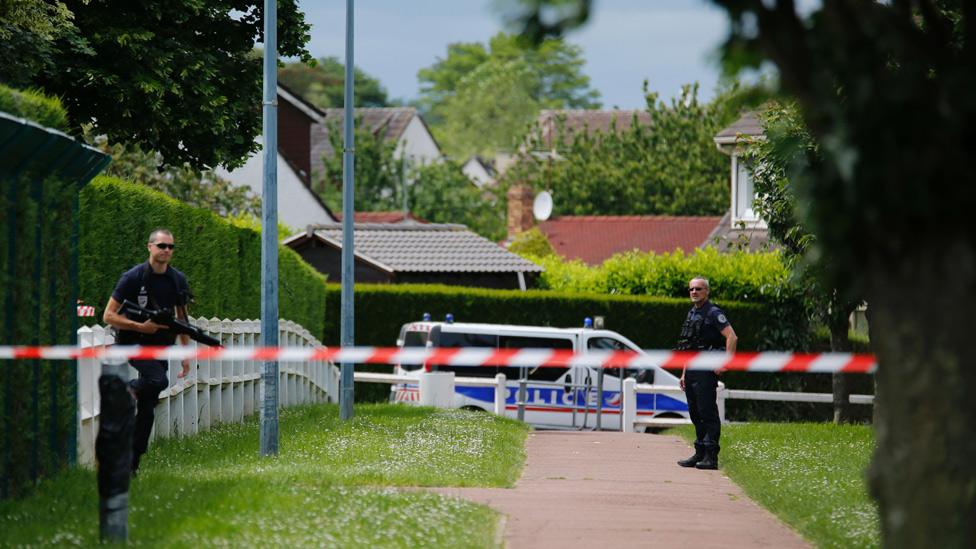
0, 84, 69, 130
79, 177, 327, 338
323, 282, 768, 350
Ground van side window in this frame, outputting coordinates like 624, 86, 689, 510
499, 336, 573, 382
436, 332, 499, 378
587, 337, 642, 380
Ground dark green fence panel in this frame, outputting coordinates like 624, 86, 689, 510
0, 112, 109, 499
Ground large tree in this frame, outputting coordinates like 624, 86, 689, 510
501, 83, 755, 217
278, 56, 390, 109
417, 31, 600, 156
747, 102, 863, 423
504, 0, 976, 545
0, 0, 311, 170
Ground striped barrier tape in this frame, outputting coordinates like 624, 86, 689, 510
0, 345, 877, 373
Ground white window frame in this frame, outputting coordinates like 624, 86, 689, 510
731, 152, 767, 229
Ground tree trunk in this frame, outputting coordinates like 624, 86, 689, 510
828, 300, 852, 424
866, 241, 976, 547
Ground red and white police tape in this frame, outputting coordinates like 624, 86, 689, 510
0, 345, 877, 373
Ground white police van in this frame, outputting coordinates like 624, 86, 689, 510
391, 317, 689, 430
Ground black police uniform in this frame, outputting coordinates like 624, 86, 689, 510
677, 300, 729, 460
111, 262, 190, 472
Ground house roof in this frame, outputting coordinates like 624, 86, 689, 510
284, 223, 543, 273
538, 215, 724, 265
534, 109, 653, 149
702, 210, 774, 252
714, 111, 764, 146
312, 107, 419, 160
277, 83, 327, 122
333, 211, 428, 224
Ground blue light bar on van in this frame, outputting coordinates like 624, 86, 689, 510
445, 313, 454, 324
583, 317, 593, 328
422, 312, 431, 321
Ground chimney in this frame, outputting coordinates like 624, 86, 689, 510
507, 184, 535, 240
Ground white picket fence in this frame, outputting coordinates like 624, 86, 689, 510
76, 319, 340, 467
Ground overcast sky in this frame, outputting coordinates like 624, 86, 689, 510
294, 0, 732, 109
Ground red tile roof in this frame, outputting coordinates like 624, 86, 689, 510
538, 215, 723, 265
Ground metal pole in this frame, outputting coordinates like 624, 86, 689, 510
339, 0, 356, 421
595, 368, 604, 431
259, 0, 280, 456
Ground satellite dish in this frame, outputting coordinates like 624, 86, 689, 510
533, 191, 553, 221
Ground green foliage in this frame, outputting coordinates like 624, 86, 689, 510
279, 56, 391, 109
409, 161, 507, 241
318, 117, 406, 212
5, 0, 311, 169
675, 423, 880, 547
0, 404, 528, 546
438, 58, 541, 158
79, 177, 327, 338
0, 0, 80, 89
417, 32, 600, 155
317, 122, 506, 241
503, 83, 755, 216
508, 227, 557, 258
90, 133, 261, 218
533, 247, 810, 351
0, 83, 68, 130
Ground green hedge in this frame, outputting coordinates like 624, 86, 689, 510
79, 177, 327, 337
324, 282, 769, 350
0, 84, 69, 131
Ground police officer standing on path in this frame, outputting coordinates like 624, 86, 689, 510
676, 277, 736, 470
102, 228, 192, 475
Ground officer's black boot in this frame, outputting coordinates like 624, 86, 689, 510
695, 446, 719, 470
677, 443, 706, 467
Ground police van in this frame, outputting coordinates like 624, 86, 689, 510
391, 317, 689, 430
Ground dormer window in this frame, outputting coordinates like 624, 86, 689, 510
732, 152, 765, 228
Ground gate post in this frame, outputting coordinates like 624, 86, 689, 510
622, 378, 637, 433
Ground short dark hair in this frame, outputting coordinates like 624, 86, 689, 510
148, 228, 173, 243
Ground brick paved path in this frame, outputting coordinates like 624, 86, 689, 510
433, 430, 810, 548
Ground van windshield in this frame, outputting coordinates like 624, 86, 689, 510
402, 331, 428, 347
399, 331, 428, 371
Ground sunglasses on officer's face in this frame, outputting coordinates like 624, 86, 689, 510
152, 242, 175, 250
688, 287, 705, 292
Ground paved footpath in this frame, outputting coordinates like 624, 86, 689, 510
433, 430, 810, 548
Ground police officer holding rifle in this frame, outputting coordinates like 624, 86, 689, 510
102, 228, 196, 475
675, 277, 737, 470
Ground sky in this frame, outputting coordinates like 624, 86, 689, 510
294, 0, 732, 109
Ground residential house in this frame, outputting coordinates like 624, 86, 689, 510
710, 111, 771, 252
215, 136, 336, 230
506, 185, 723, 265
532, 109, 653, 155
285, 222, 542, 290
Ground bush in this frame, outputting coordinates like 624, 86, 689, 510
79, 177, 327, 338
0, 84, 68, 130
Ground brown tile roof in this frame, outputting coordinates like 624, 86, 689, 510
312, 107, 417, 160
538, 215, 724, 265
702, 210, 775, 252
534, 109, 653, 149
714, 111, 764, 145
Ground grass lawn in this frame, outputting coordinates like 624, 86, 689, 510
0, 403, 529, 547
674, 422, 880, 549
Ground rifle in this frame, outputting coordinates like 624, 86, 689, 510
119, 300, 222, 347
